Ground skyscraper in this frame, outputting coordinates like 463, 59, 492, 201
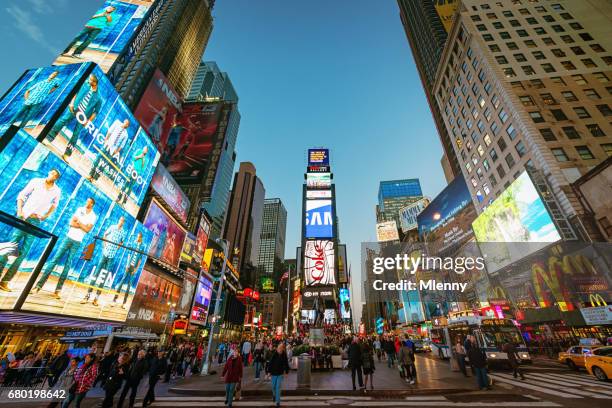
377, 179, 423, 226
186, 62, 242, 239
257, 198, 288, 288
223, 162, 266, 288
398, 0, 462, 178
432, 0, 612, 239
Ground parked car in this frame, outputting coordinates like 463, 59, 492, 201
585, 346, 612, 381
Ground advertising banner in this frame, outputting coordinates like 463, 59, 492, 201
339, 288, 351, 319
302, 286, 335, 308
305, 200, 333, 238
376, 221, 400, 242
0, 128, 152, 321
306, 173, 331, 189
179, 233, 196, 264
190, 275, 213, 325
176, 268, 198, 316
126, 267, 181, 332
143, 198, 187, 268
54, 0, 154, 73
150, 164, 189, 223
261, 276, 275, 292
399, 197, 429, 232
133, 68, 182, 155
308, 149, 329, 166
337, 244, 348, 284
195, 214, 210, 267
306, 190, 332, 199
304, 240, 335, 286
164, 102, 223, 182
433, 0, 459, 33
580, 306, 612, 325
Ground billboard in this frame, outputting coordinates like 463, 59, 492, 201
399, 197, 430, 232
417, 176, 476, 252
165, 102, 223, 182
261, 276, 275, 292
339, 288, 351, 319
150, 164, 189, 223
54, 0, 154, 73
433, 0, 459, 33
126, 267, 181, 332
337, 244, 348, 284
306, 173, 331, 189
190, 275, 213, 325
180, 233, 196, 264
304, 240, 335, 286
306, 190, 332, 199
0, 128, 152, 321
195, 214, 210, 267
133, 68, 182, 155
308, 149, 329, 166
176, 268, 198, 316
376, 221, 400, 242
143, 198, 187, 268
305, 200, 333, 238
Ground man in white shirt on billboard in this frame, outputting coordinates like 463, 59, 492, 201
88, 118, 130, 182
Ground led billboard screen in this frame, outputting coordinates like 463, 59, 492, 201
306, 190, 332, 199
308, 149, 329, 166
304, 240, 335, 286
376, 221, 400, 242
0, 128, 152, 321
339, 288, 351, 319
180, 233, 196, 264
399, 197, 429, 232
143, 198, 187, 268
177, 268, 198, 316
165, 102, 223, 182
150, 163, 189, 223
191, 275, 213, 325
195, 214, 210, 267
306, 173, 331, 189
305, 200, 333, 238
54, 0, 154, 73
337, 244, 348, 284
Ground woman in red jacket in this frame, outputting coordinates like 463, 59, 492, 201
222, 348, 243, 408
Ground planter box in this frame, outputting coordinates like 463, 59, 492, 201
332, 355, 343, 369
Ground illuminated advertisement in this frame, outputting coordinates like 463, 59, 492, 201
177, 268, 198, 316
306, 173, 331, 189
180, 233, 196, 264
337, 244, 348, 284
190, 275, 213, 325
195, 214, 210, 267
126, 267, 181, 332
339, 288, 351, 319
0, 64, 90, 138
261, 276, 275, 292
433, 0, 459, 33
417, 176, 476, 252
304, 240, 335, 286
54, 0, 154, 73
306, 190, 332, 199
308, 148, 329, 166
133, 68, 182, 155
376, 221, 400, 242
0, 128, 152, 321
305, 200, 333, 238
150, 164, 189, 223
165, 102, 223, 181
143, 198, 187, 268
400, 197, 430, 232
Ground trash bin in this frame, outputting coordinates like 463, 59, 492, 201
297, 353, 311, 389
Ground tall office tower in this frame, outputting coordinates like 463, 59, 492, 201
433, 0, 612, 238
377, 179, 423, 226
223, 162, 266, 288
186, 62, 242, 239
257, 199, 288, 288
398, 0, 462, 178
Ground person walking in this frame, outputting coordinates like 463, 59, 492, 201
117, 349, 149, 408
503, 341, 525, 380
398, 336, 416, 384
101, 352, 129, 408
143, 350, 167, 407
454, 338, 469, 377
222, 348, 243, 408
467, 337, 491, 391
361, 342, 375, 391
266, 343, 290, 408
48, 351, 70, 387
241, 339, 252, 367
373, 337, 382, 362
95, 351, 114, 388
48, 357, 78, 408
348, 336, 364, 390
383, 336, 395, 368
61, 353, 98, 408
253, 341, 264, 381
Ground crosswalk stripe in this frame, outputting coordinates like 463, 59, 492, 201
526, 372, 612, 394
492, 373, 611, 399
351, 402, 560, 407
136, 402, 329, 407
146, 395, 375, 401
404, 395, 448, 400
557, 372, 612, 387
488, 374, 583, 399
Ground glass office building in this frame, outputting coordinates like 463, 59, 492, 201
377, 179, 423, 225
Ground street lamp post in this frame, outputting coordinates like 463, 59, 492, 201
162, 302, 177, 346
201, 238, 229, 375
284, 264, 292, 335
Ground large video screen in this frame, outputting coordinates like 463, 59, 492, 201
53, 0, 154, 73
339, 288, 351, 319
165, 102, 223, 182
308, 148, 329, 166
195, 214, 210, 267
0, 128, 152, 321
306, 173, 331, 189
191, 275, 213, 325
304, 240, 335, 286
305, 200, 333, 238
143, 198, 187, 268
177, 268, 198, 316
150, 163, 190, 223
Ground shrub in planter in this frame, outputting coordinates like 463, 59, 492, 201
293, 344, 311, 355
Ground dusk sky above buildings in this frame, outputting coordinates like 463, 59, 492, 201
0, 0, 448, 315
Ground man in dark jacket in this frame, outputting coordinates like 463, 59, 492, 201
102, 352, 129, 408
466, 337, 491, 390
502, 341, 524, 380
382, 336, 396, 368
143, 350, 167, 407
117, 349, 149, 408
348, 336, 364, 390
266, 343, 289, 408
48, 351, 70, 387
95, 351, 115, 387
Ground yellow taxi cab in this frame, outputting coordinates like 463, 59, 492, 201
585, 346, 612, 381
558, 344, 601, 370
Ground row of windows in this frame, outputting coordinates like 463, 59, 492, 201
529, 104, 612, 124
500, 58, 611, 78
551, 144, 612, 161
472, 2, 565, 13
489, 42, 606, 55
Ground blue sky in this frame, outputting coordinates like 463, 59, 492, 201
0, 0, 448, 321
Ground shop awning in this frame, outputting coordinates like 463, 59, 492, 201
113, 332, 160, 341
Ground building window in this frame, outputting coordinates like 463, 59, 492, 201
541, 63, 557, 73
551, 4, 565, 11
561, 35, 574, 43
517, 29, 528, 37
478, 95, 486, 107
551, 48, 566, 57
530, 111, 545, 123
532, 51, 546, 60
540, 128, 557, 141
484, 106, 492, 121
551, 108, 568, 121
551, 24, 565, 33
575, 145, 595, 160
507, 124, 517, 140
515, 141, 527, 157
562, 126, 580, 139
551, 147, 569, 162
493, 22, 504, 29
483, 34, 494, 41
520, 95, 535, 106
497, 136, 507, 151
509, 19, 521, 27
484, 134, 492, 146
561, 91, 578, 101
579, 33, 594, 41
534, 27, 546, 35
540, 93, 557, 105
590, 44, 605, 53
503, 11, 514, 17
477, 24, 487, 32
498, 110, 509, 123
484, 82, 492, 94
551, 76, 566, 85
489, 44, 501, 52
514, 53, 527, 62
570, 46, 585, 55
471, 15, 482, 22
601, 143, 612, 156
491, 122, 500, 135
522, 65, 536, 75
519, 8, 530, 15
507, 42, 519, 50
471, 153, 479, 165
477, 144, 485, 157
490, 148, 499, 162
490, 174, 498, 187
597, 104, 612, 116
573, 107, 591, 119
561, 61, 576, 70
530, 79, 545, 88
483, 158, 490, 171
594, 72, 609, 83
582, 58, 597, 68
603, 56, 612, 66
543, 15, 555, 23
587, 124, 605, 137
491, 94, 500, 109
524, 39, 536, 48
543, 37, 556, 45
486, 12, 497, 20
572, 74, 587, 85
500, 31, 511, 39
505, 153, 516, 168
497, 164, 506, 178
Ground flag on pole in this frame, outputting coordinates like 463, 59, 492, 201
280, 271, 289, 282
